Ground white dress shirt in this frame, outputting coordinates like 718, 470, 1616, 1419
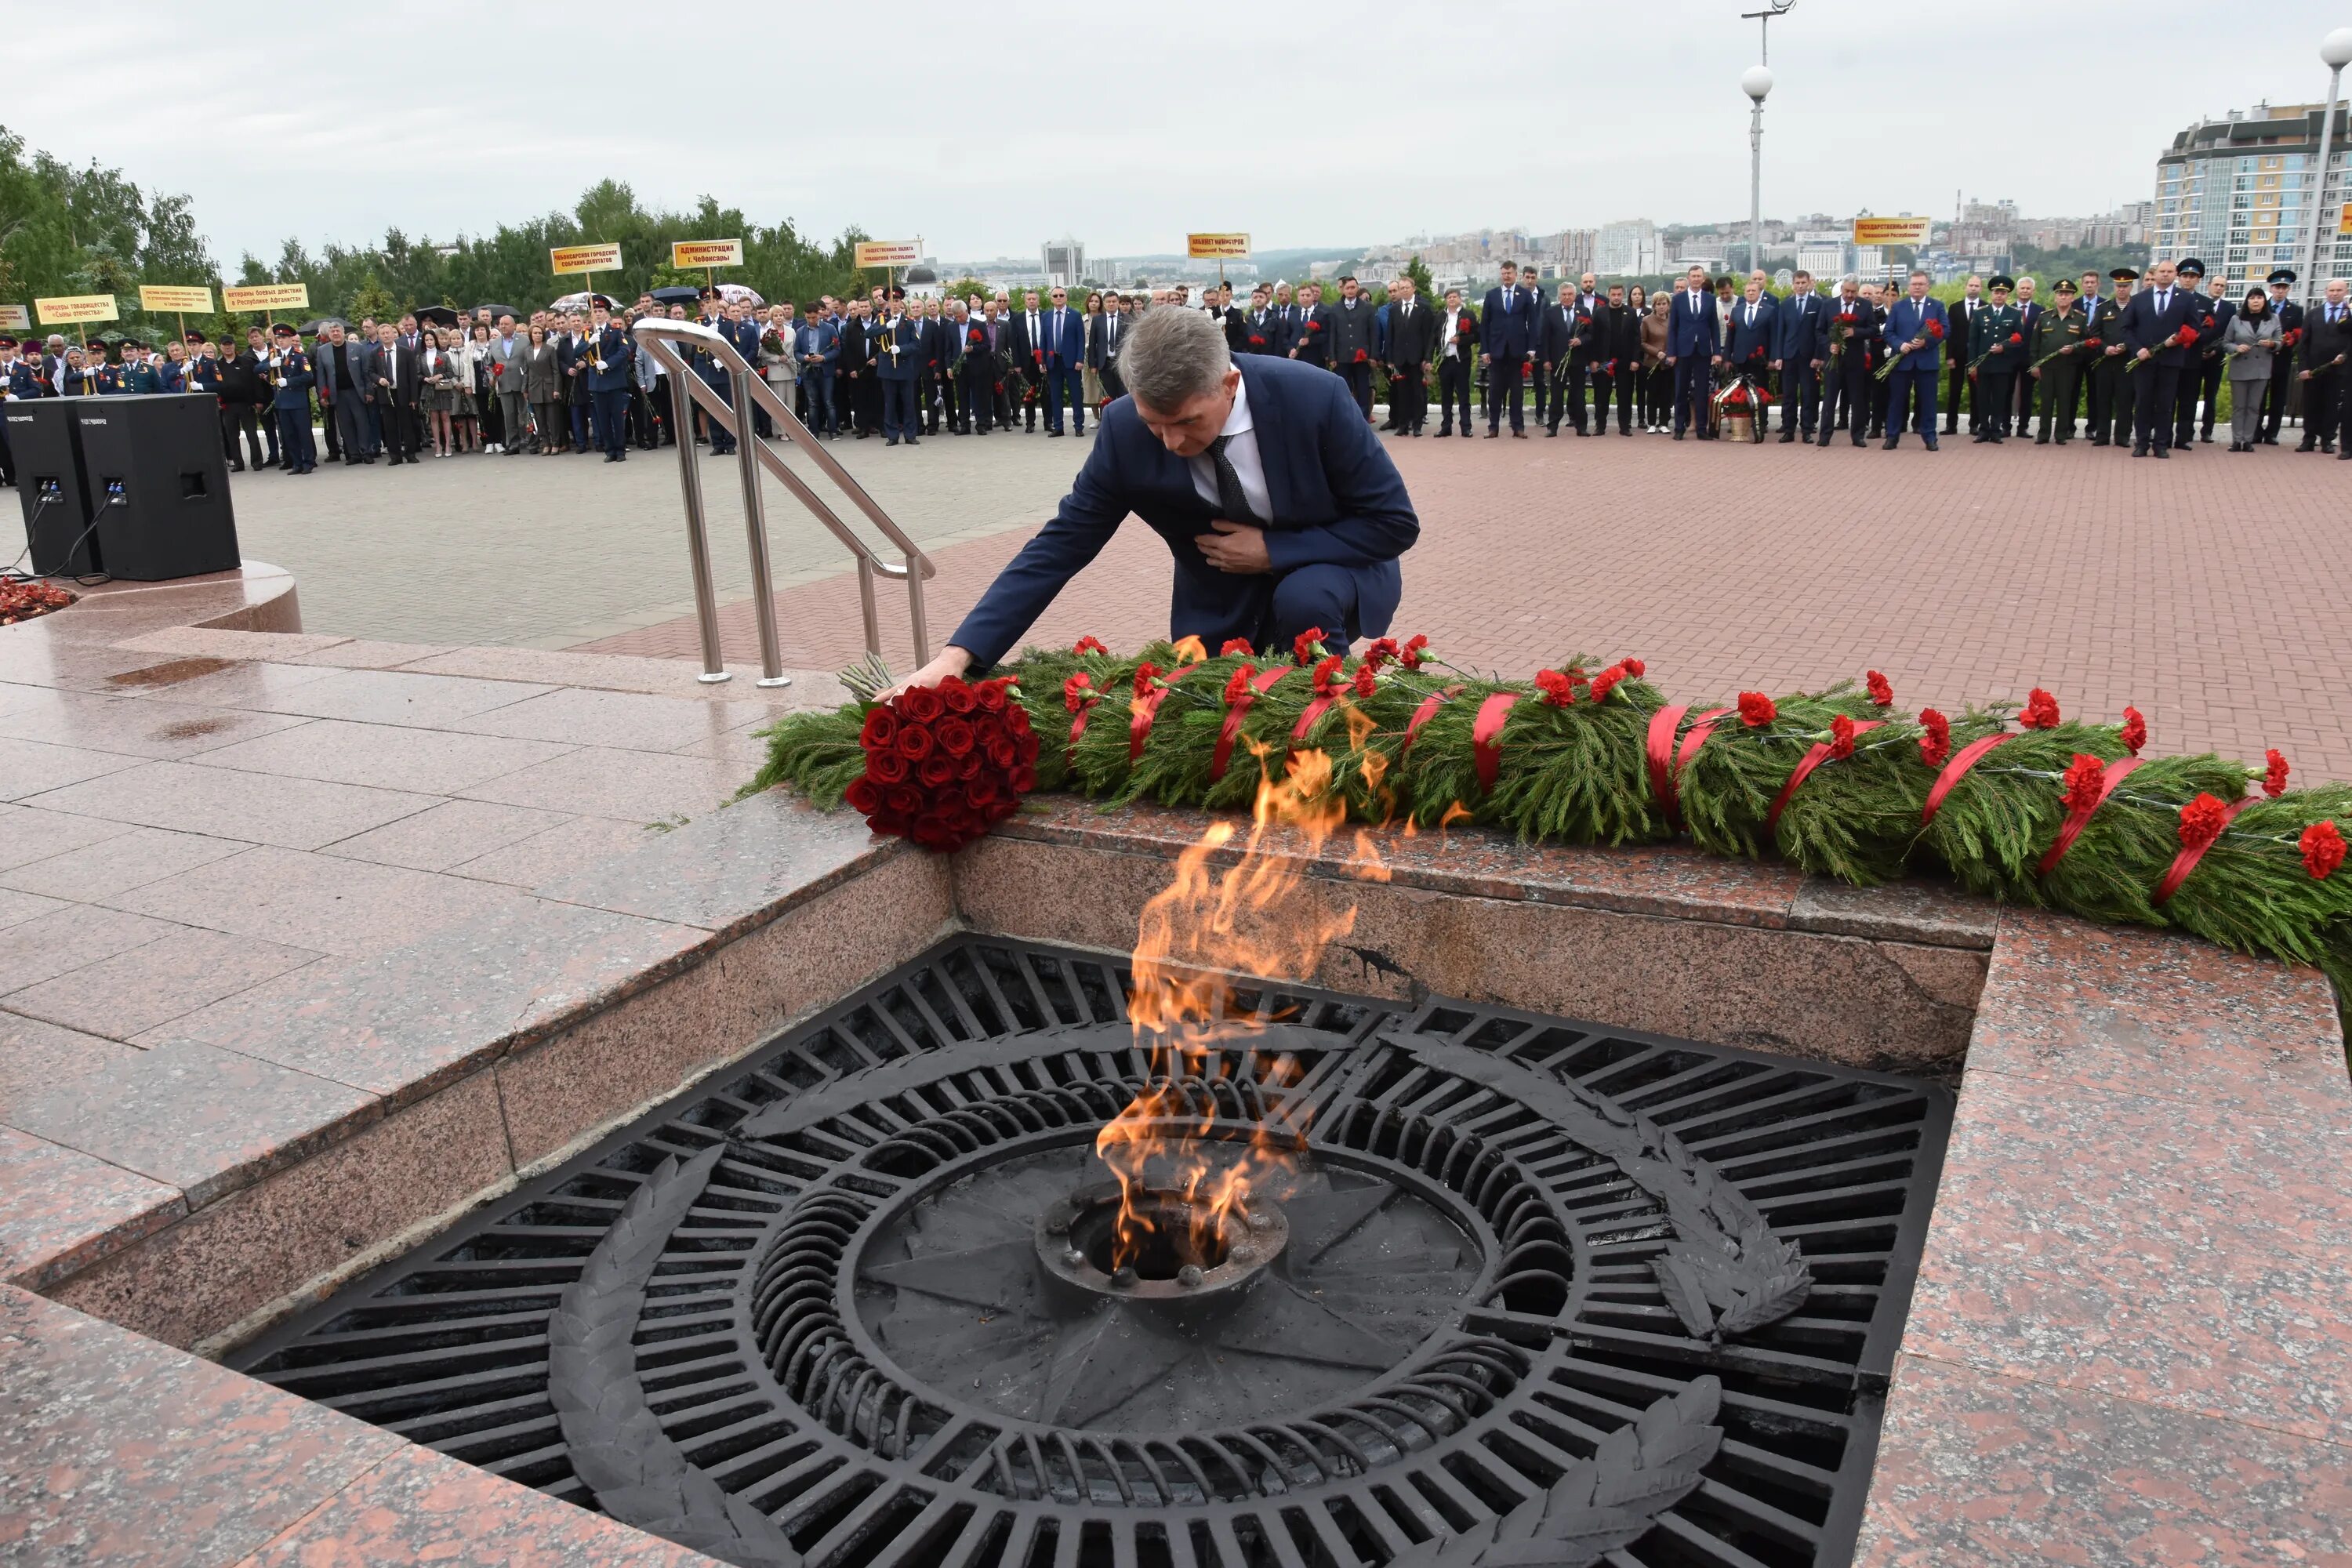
1185, 373, 1271, 523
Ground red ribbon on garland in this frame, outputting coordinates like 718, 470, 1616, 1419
1766, 720, 1884, 831
1127, 664, 1198, 763
1922, 733, 2013, 823
1208, 666, 1294, 782
1644, 705, 1730, 827
1399, 684, 1466, 762
1066, 695, 1099, 768
1292, 692, 1338, 742
2037, 757, 2143, 877
2154, 795, 2255, 903
1472, 692, 1519, 793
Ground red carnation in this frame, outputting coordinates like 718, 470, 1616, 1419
1865, 670, 1893, 706
899, 687, 943, 724
1353, 348, 1369, 363
1293, 627, 1326, 666
2176, 793, 2230, 850
1063, 672, 1095, 712
1352, 662, 1377, 699
2264, 749, 2291, 798
1927, 320, 1944, 339
1828, 713, 1857, 759
1249, 334, 1266, 347
2008, 332, 2022, 345
2300, 820, 2345, 880
2060, 753, 2106, 815
1219, 637, 1255, 656
1737, 691, 1777, 727
1401, 634, 1430, 670
1222, 663, 1257, 705
1073, 635, 1109, 656
935, 717, 975, 758
1363, 637, 1399, 672
1535, 669, 1578, 707
2179, 326, 2198, 347
1621, 657, 1645, 677
2020, 688, 2061, 729
2120, 706, 2147, 754
1132, 662, 1163, 698
1588, 664, 1624, 703
860, 707, 899, 750
1918, 708, 1952, 767
1310, 653, 1345, 698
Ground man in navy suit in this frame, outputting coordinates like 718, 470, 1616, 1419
1771, 270, 1828, 441
1724, 279, 1777, 397
893, 308, 1418, 690
1040, 285, 1087, 437
1480, 260, 1536, 437
586, 303, 635, 462
2119, 259, 2198, 457
1667, 265, 1722, 439
1880, 270, 1950, 450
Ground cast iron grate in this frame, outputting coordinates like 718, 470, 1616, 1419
233, 935, 1951, 1568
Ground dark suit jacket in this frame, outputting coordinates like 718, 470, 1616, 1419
1668, 290, 1719, 359
1773, 292, 1828, 363
1725, 297, 1777, 365
1385, 299, 1438, 365
949, 355, 1419, 669
2120, 285, 2200, 365
1948, 297, 1988, 363
1535, 303, 1587, 365
1882, 296, 1951, 372
373, 341, 423, 406
1086, 310, 1127, 372
1290, 303, 1332, 365
2304, 299, 2352, 371
1590, 303, 1640, 369
1479, 286, 1536, 358
1326, 297, 1378, 365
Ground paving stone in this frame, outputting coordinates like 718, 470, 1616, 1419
22, 759, 440, 851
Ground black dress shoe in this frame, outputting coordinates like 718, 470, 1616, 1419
884, 437, 899, 447
1485, 429, 1500, 438
1882, 437, 1899, 449
2034, 433, 2049, 445
906, 436, 919, 445
2154, 448, 2169, 459
2297, 440, 2316, 452
1672, 430, 1685, 441
1923, 439, 1939, 451
1777, 430, 1796, 443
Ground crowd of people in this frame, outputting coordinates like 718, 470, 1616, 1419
3, 258, 2349, 486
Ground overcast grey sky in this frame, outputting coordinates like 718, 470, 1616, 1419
12, 0, 2351, 267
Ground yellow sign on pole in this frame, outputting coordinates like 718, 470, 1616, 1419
1186, 233, 1252, 260
853, 240, 923, 270
1850, 216, 1933, 246
0, 303, 29, 332
551, 242, 623, 276
35, 295, 121, 326
2339, 201, 2352, 237
671, 239, 744, 270
139, 285, 216, 313
222, 283, 312, 313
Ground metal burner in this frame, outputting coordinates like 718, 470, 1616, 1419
234, 935, 1951, 1568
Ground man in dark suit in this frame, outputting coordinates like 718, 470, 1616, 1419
2261, 268, 2304, 445
1288, 281, 1331, 370
1588, 284, 1639, 436
1945, 275, 1986, 434
2298, 276, 2352, 456
1089, 297, 1127, 403
1817, 277, 1879, 446
1004, 292, 1043, 433
1040, 286, 1087, 437
1535, 283, 1588, 436
1326, 276, 1379, 421
1771, 270, 1828, 441
1667, 266, 1722, 439
2118, 259, 2198, 457
1480, 260, 1536, 437
1724, 279, 1777, 406
1384, 275, 1437, 436
369, 322, 423, 464
895, 308, 1417, 690
1880, 270, 1950, 450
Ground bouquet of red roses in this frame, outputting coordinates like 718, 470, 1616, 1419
844, 677, 1040, 851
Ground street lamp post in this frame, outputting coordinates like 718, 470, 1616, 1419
1744, 67, 1773, 277
2305, 29, 2352, 310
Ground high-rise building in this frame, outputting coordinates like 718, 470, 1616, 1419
1595, 220, 1661, 277
2154, 101, 2351, 296
1040, 236, 1086, 288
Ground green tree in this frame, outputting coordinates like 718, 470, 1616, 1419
346, 270, 399, 325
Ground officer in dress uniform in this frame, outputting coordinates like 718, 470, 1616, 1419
267, 324, 318, 474
2169, 259, 2222, 452
586, 303, 634, 463
0, 338, 25, 488
2028, 278, 2085, 443
2260, 268, 2303, 445
872, 297, 920, 446
1966, 276, 2026, 442
2083, 269, 2133, 446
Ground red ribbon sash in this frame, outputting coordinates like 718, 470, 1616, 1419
1400, 685, 1465, 762
2154, 796, 2253, 903
1127, 664, 1197, 764
1065, 697, 1098, 768
1472, 691, 1519, 793
1208, 666, 1293, 782
2037, 757, 2142, 877
1766, 720, 1884, 831
1292, 693, 1338, 742
1921, 733, 2012, 823
1644, 704, 1729, 827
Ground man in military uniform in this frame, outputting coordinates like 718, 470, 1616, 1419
872, 295, 920, 447
267, 324, 317, 474
2170, 259, 2230, 451
2083, 269, 2133, 446
2027, 278, 2085, 443
1967, 276, 2027, 442
2260, 269, 2303, 445
586, 303, 634, 463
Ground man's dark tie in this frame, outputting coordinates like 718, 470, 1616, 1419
1208, 434, 1261, 527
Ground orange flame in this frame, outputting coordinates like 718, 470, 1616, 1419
1096, 745, 1385, 1269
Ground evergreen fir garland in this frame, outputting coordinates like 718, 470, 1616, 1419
744, 635, 2352, 992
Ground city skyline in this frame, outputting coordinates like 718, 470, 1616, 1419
9, 0, 2349, 273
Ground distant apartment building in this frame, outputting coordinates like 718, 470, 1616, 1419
1040, 236, 1085, 289
1595, 220, 1661, 276
2155, 101, 2351, 292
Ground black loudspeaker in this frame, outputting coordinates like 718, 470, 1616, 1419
8, 397, 102, 577
73, 394, 240, 582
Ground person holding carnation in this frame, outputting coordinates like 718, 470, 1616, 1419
2118, 258, 2201, 459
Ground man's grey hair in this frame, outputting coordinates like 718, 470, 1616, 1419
1120, 307, 1231, 411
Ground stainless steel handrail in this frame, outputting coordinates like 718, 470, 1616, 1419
630, 318, 935, 686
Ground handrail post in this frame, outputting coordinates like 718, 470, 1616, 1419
667, 358, 730, 684
728, 362, 790, 688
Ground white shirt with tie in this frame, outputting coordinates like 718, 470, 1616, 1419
1185, 375, 1271, 524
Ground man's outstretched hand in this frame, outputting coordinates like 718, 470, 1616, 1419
883, 645, 974, 699
1194, 519, 1272, 574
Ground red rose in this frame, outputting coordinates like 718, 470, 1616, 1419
1918, 708, 1952, 768
2060, 753, 2107, 815
2020, 688, 2061, 729
1737, 691, 1777, 727
845, 776, 881, 814
1015, 732, 1040, 764
895, 724, 934, 761
1402, 633, 1430, 670
1864, 670, 1893, 707
965, 774, 1000, 808
2176, 793, 2230, 850
1829, 713, 1857, 759
1218, 637, 1255, 656
868, 749, 909, 785
983, 733, 1016, 769
2120, 706, 2147, 754
899, 688, 944, 724
918, 753, 958, 788
936, 717, 975, 757
1293, 627, 1325, 666
975, 680, 1010, 713
860, 707, 899, 750
885, 784, 922, 816
1352, 663, 1377, 699
1132, 661, 1163, 698
1535, 669, 1578, 707
2301, 820, 2345, 880
940, 680, 975, 715
1063, 672, 1094, 712
1005, 706, 1033, 739
1311, 653, 1345, 698
1223, 663, 1257, 705
2264, 749, 2290, 799
956, 748, 982, 781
